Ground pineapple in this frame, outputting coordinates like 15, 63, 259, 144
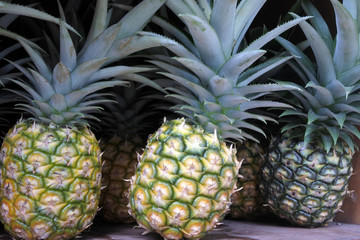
229, 141, 269, 219
128, 1, 309, 239
259, 0, 360, 227
99, 83, 165, 223
0, 0, 166, 239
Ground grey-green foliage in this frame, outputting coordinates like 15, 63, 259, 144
277, 0, 360, 152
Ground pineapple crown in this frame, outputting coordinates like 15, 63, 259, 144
276, 0, 360, 152
99, 82, 163, 139
134, 0, 309, 142
0, 0, 166, 128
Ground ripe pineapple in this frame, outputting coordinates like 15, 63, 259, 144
99, 83, 165, 223
0, 0, 166, 239
128, 1, 308, 239
259, 0, 360, 227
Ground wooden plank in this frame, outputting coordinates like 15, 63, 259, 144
335, 137, 360, 225
71, 220, 360, 240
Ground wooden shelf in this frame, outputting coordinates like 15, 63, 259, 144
81, 220, 360, 240
2, 219, 357, 240
83, 220, 360, 240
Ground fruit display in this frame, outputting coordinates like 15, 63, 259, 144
260, 0, 360, 227
0, 0, 165, 239
99, 83, 164, 223
127, 0, 309, 239
0, 0, 359, 239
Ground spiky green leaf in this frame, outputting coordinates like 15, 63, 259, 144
179, 13, 225, 71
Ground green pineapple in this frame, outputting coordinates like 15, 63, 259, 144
259, 0, 360, 227
0, 0, 166, 239
128, 1, 308, 239
99, 83, 164, 223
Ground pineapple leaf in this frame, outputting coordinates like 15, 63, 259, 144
276, 36, 317, 81
59, 17, 76, 71
29, 69, 55, 100
118, 0, 166, 39
187, 81, 216, 103
339, 131, 356, 152
137, 32, 199, 60
166, 94, 199, 107
291, 13, 336, 86
151, 15, 199, 55
321, 134, 333, 153
338, 62, 360, 85
210, 0, 237, 59
330, 0, 359, 73
237, 56, 293, 87
78, 22, 122, 64
33, 101, 53, 116
218, 95, 249, 108
301, 0, 333, 50
235, 83, 299, 96
344, 123, 360, 140
71, 58, 108, 90
173, 57, 215, 86
179, 13, 226, 71
65, 80, 128, 107
208, 76, 233, 97
218, 50, 266, 83
333, 103, 360, 115
305, 82, 335, 106
0, 28, 44, 52
307, 109, 321, 125
15, 104, 42, 117
9, 78, 42, 101
121, 73, 167, 94
304, 123, 317, 137
155, 64, 201, 86
239, 100, 294, 111
318, 108, 346, 129
0, 1, 79, 35
83, 0, 108, 49
166, 0, 207, 21
87, 66, 153, 84
233, 0, 266, 54
280, 109, 307, 118
281, 123, 305, 133
324, 124, 340, 145
17, 39, 52, 81
210, 112, 234, 123
49, 94, 67, 112
53, 62, 71, 95
245, 16, 311, 51
343, 0, 360, 27
286, 58, 318, 86
197, 0, 211, 19
326, 79, 354, 99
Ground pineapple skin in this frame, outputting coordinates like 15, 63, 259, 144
0, 120, 102, 240
229, 141, 269, 220
129, 118, 240, 240
100, 135, 143, 223
260, 131, 353, 227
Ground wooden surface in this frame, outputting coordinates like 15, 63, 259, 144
1, 219, 358, 240
63, 220, 360, 240
335, 138, 360, 225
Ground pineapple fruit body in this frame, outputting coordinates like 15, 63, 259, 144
229, 141, 269, 220
100, 135, 143, 223
260, 131, 353, 227
0, 120, 102, 239
129, 118, 240, 240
